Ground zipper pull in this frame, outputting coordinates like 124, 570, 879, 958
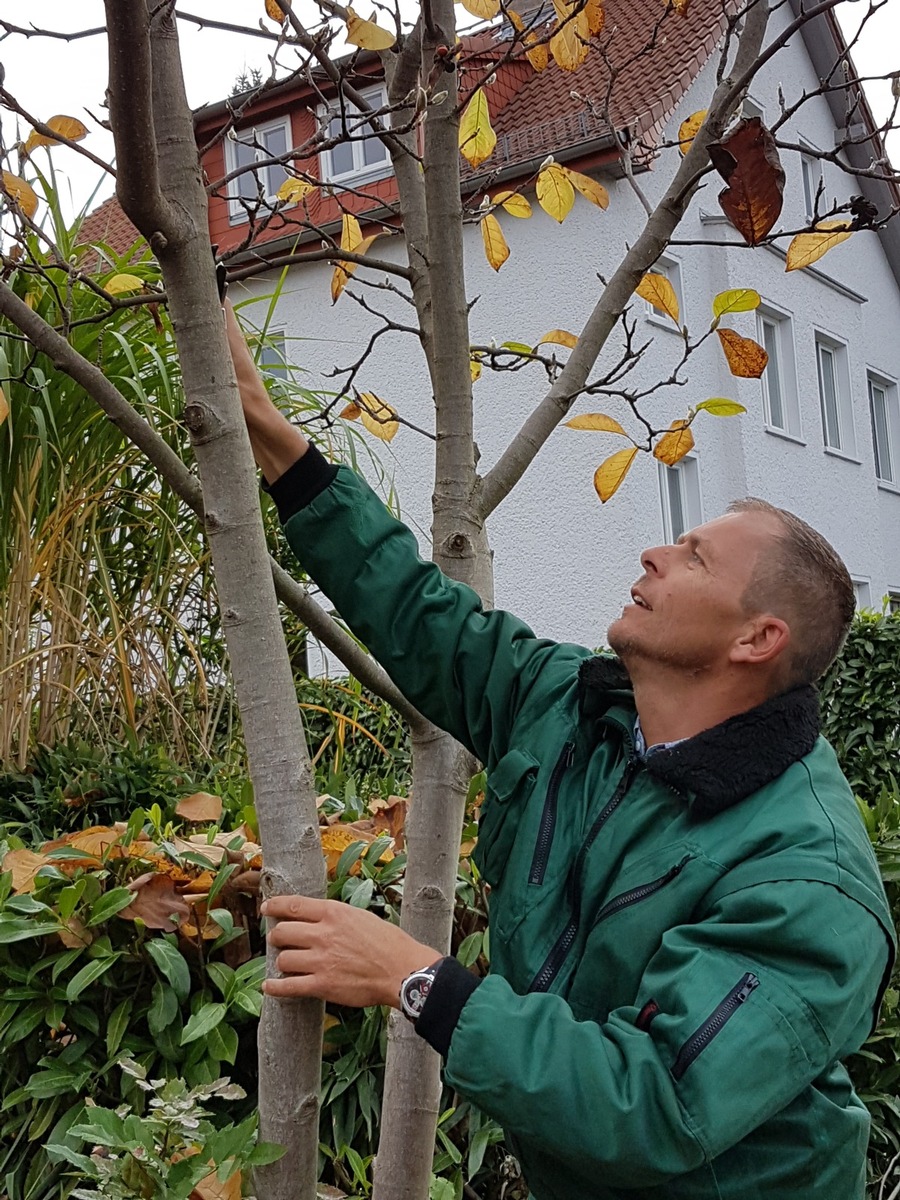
564, 741, 575, 768
736, 974, 760, 1003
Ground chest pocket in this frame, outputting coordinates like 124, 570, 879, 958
474, 748, 540, 887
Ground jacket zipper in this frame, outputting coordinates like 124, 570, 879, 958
590, 856, 690, 928
528, 757, 639, 993
670, 972, 760, 1081
528, 741, 575, 886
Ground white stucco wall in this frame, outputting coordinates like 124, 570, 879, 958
232, 8, 900, 666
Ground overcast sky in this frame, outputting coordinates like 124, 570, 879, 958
0, 0, 897, 219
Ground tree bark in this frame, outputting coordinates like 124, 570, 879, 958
103, 4, 326, 1197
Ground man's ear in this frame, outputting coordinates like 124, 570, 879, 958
729, 615, 791, 667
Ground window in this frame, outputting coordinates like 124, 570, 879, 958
741, 97, 765, 122
888, 592, 900, 615
259, 331, 288, 380
225, 117, 292, 223
815, 334, 855, 456
868, 372, 900, 486
801, 150, 823, 224
645, 256, 684, 328
658, 456, 702, 544
851, 578, 872, 611
319, 87, 390, 183
757, 306, 801, 437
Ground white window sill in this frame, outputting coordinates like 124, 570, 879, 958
823, 447, 862, 465
319, 164, 393, 188
764, 426, 806, 446
877, 480, 900, 496
645, 313, 685, 334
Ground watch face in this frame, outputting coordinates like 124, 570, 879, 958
402, 968, 436, 1019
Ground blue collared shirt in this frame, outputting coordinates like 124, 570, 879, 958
634, 717, 686, 759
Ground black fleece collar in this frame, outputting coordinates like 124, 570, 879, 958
577, 656, 821, 818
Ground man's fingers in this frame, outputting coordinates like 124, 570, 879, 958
262, 894, 329, 922
273, 949, 314, 975
267, 920, 318, 949
263, 974, 319, 998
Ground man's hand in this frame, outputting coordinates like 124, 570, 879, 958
262, 895, 440, 1008
223, 299, 309, 485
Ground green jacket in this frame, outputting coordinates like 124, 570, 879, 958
274, 453, 896, 1200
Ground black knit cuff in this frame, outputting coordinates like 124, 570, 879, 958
415, 956, 481, 1057
262, 442, 340, 524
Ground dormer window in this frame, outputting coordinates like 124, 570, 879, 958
225, 117, 292, 224
318, 86, 391, 184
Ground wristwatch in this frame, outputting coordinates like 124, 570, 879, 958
399, 961, 443, 1024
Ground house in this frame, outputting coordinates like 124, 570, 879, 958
83, 0, 900, 659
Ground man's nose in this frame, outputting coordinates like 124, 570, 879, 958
640, 545, 665, 576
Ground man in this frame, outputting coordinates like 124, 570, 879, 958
225, 304, 895, 1199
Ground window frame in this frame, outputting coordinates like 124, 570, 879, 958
224, 115, 294, 225
851, 578, 872, 612
644, 254, 685, 331
318, 85, 392, 185
658, 454, 703, 544
867, 369, 900, 489
741, 96, 765, 122
888, 591, 900, 616
800, 142, 824, 225
815, 331, 856, 458
757, 303, 802, 440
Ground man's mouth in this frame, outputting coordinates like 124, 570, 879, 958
630, 589, 652, 611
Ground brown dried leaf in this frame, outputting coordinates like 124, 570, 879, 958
264, 0, 286, 22
538, 328, 578, 349
593, 447, 638, 502
584, 0, 605, 35
320, 824, 393, 879
340, 402, 362, 420
175, 792, 223, 823
119, 873, 191, 931
192, 1167, 241, 1200
716, 328, 769, 378
2, 848, 49, 894
708, 118, 785, 246
66, 826, 127, 858
653, 420, 694, 466
58, 916, 92, 949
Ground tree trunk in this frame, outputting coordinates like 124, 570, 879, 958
103, 4, 325, 1198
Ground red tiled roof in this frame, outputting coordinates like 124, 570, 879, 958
78, 194, 143, 259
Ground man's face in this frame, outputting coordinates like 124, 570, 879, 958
607, 510, 783, 674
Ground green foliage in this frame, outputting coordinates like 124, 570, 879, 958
821, 607, 900, 802
823, 611, 900, 1196
48, 1060, 282, 1200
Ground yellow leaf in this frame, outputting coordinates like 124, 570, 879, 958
2, 172, 38, 219
508, 9, 550, 71
563, 167, 609, 210
0, 386, 7, 428
716, 328, 769, 378
104, 273, 144, 296
459, 89, 497, 170
678, 110, 706, 156
565, 413, 628, 435
653, 420, 694, 465
24, 115, 89, 154
538, 329, 578, 349
481, 213, 510, 271
330, 214, 379, 304
584, 0, 605, 35
536, 163, 575, 223
264, 0, 286, 21
458, 0, 501, 16
493, 190, 532, 218
711, 288, 761, 318
549, 0, 589, 72
785, 220, 853, 272
358, 393, 400, 442
344, 7, 396, 49
175, 792, 223, 823
470, 358, 483, 382
594, 447, 638, 502
671, 0, 689, 14
276, 177, 315, 206
340, 402, 362, 420
636, 273, 680, 323
695, 398, 747, 416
